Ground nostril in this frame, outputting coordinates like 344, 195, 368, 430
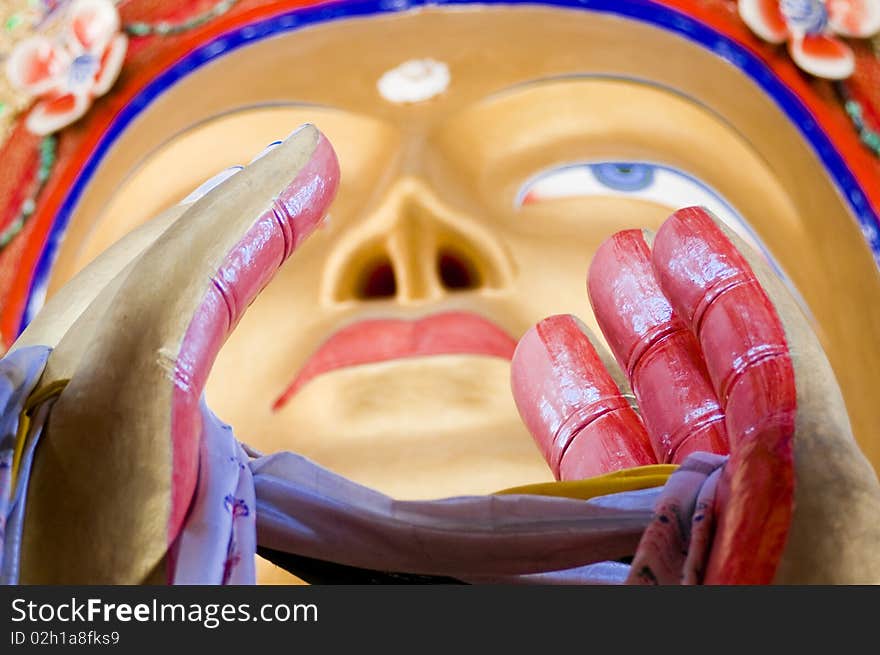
357, 256, 397, 299
437, 249, 481, 291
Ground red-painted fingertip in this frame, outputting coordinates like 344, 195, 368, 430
589, 225, 729, 463
511, 314, 655, 480
278, 131, 340, 253
651, 206, 795, 439
167, 129, 340, 556
652, 206, 796, 584
651, 206, 753, 333
588, 229, 681, 376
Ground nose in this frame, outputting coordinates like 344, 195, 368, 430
324, 176, 514, 305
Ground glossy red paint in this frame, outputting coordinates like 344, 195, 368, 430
588, 229, 729, 464
511, 314, 657, 480
170, 132, 339, 566
651, 206, 796, 585
272, 311, 517, 410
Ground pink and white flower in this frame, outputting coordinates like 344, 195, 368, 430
4, 0, 127, 135
739, 0, 880, 79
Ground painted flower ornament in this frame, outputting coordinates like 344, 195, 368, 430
739, 0, 880, 78
4, 0, 127, 135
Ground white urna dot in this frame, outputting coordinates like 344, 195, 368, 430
377, 58, 450, 104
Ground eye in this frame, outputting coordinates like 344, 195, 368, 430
517, 160, 814, 322
517, 161, 758, 251
591, 162, 655, 192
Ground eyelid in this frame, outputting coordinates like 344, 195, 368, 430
517, 161, 740, 231
517, 160, 814, 323
516, 159, 762, 273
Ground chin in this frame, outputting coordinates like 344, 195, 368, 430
273, 355, 553, 499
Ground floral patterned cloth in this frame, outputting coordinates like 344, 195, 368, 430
4, 0, 127, 134
626, 452, 727, 585
168, 402, 256, 585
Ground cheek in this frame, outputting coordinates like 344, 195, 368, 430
505, 234, 596, 324
204, 239, 330, 408
501, 197, 672, 331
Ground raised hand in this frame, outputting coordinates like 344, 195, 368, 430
511, 207, 880, 584
11, 125, 339, 583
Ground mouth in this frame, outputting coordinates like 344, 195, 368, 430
272, 311, 517, 411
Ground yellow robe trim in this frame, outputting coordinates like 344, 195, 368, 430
495, 464, 677, 501
10, 379, 69, 489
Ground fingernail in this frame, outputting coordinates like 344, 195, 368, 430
180, 166, 244, 204
249, 140, 283, 163
511, 314, 655, 479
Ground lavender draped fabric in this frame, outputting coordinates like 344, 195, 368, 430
0, 346, 51, 584
169, 403, 256, 584
170, 402, 659, 583
459, 561, 632, 584
251, 451, 657, 581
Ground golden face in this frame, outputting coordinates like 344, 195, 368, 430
46, 6, 880, 580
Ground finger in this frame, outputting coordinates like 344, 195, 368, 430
511, 314, 656, 481
651, 206, 795, 584
587, 228, 728, 464
20, 125, 339, 584
651, 210, 795, 449
652, 206, 880, 584
11, 166, 243, 354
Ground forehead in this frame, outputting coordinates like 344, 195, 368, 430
133, 6, 775, 128
60, 3, 861, 285
85, 4, 822, 203
66, 5, 840, 229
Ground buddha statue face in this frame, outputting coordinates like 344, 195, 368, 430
46, 4, 880, 548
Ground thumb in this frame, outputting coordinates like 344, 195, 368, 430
21, 124, 339, 583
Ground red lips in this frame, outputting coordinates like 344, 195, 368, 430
272, 311, 517, 411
